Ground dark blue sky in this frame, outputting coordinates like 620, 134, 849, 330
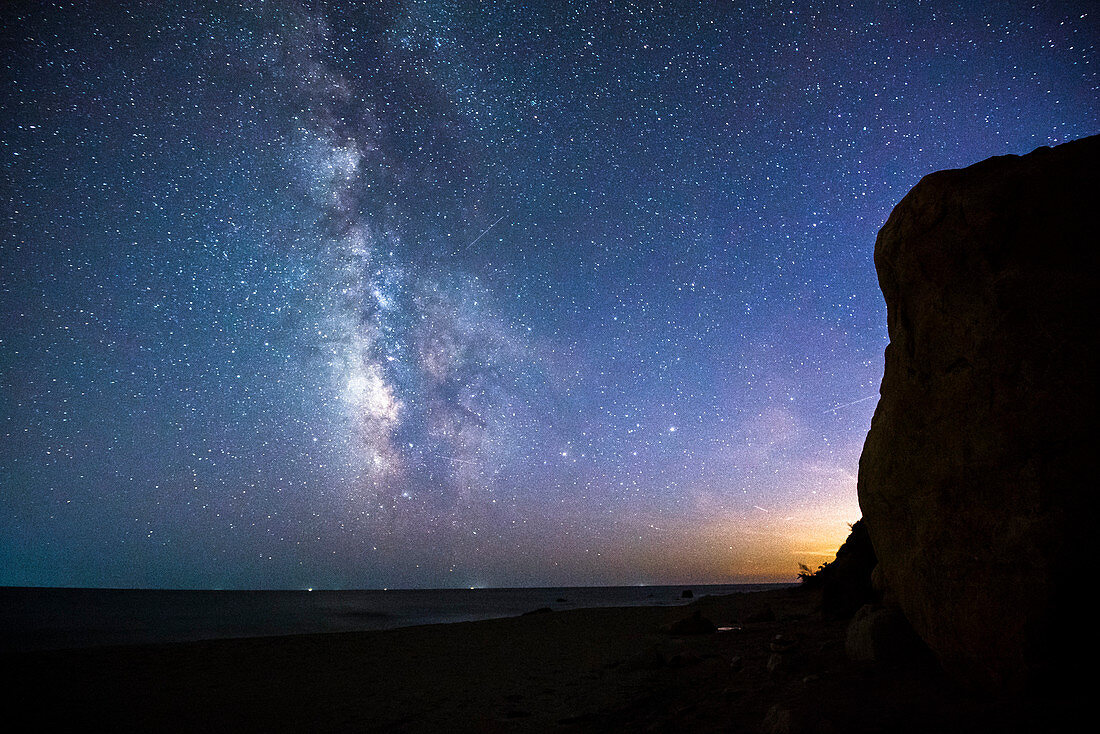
2, 0, 1096, 589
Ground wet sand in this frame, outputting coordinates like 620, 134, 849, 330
3, 586, 1063, 732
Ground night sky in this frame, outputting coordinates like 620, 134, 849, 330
2, 1, 1096, 590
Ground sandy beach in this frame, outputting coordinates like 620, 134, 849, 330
5, 585, 1063, 733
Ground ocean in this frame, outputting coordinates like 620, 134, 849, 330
0, 584, 788, 652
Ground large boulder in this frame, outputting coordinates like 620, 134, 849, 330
857, 135, 1097, 691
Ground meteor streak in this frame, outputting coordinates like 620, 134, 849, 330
822, 395, 877, 414
462, 214, 506, 252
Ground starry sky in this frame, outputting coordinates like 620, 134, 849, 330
1, 1, 1096, 590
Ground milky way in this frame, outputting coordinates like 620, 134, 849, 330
1, 1, 1096, 588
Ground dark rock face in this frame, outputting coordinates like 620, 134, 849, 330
858, 135, 1098, 691
817, 519, 878, 620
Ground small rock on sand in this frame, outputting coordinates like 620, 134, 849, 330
664, 610, 716, 635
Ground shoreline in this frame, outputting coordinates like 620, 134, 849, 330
0, 583, 792, 653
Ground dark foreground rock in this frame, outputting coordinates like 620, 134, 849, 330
663, 609, 716, 635
845, 603, 925, 666
858, 135, 1098, 691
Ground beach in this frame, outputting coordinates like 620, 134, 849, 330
5, 585, 1057, 733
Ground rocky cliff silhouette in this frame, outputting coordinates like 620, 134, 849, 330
858, 135, 1097, 692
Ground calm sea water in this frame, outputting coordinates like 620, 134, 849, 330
0, 584, 788, 652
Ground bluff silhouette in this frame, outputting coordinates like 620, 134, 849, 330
858, 135, 1097, 691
